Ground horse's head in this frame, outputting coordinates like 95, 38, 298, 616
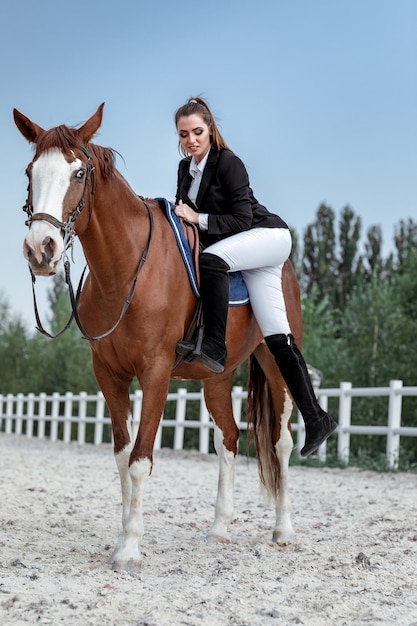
14, 104, 104, 276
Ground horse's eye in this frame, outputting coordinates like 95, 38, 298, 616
75, 169, 85, 179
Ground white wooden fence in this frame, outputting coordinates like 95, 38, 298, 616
1, 381, 417, 469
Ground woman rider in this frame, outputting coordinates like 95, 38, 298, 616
174, 97, 337, 457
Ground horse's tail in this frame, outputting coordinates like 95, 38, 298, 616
246, 354, 281, 499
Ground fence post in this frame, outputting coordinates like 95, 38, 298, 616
154, 407, 163, 450
16, 393, 24, 436
317, 394, 329, 463
0, 394, 3, 431
26, 393, 35, 438
63, 392, 73, 443
294, 405, 303, 455
94, 391, 106, 445
337, 382, 352, 464
232, 386, 243, 428
308, 367, 327, 461
38, 392, 47, 439
174, 388, 187, 450
50, 392, 60, 442
199, 390, 210, 454
77, 391, 87, 444
387, 380, 402, 470
6, 394, 14, 435
131, 389, 143, 442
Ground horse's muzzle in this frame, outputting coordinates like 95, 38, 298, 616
23, 234, 63, 276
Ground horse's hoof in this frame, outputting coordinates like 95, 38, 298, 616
109, 557, 143, 573
108, 548, 143, 573
207, 532, 230, 544
272, 529, 295, 546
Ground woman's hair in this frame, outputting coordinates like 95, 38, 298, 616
174, 96, 230, 157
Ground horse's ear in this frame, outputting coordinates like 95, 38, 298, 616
78, 103, 105, 143
13, 109, 44, 144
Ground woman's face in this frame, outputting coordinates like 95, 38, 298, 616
177, 114, 211, 162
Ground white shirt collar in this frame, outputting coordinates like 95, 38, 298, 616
189, 149, 210, 178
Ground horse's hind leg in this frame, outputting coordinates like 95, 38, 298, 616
253, 343, 295, 545
272, 390, 295, 544
203, 375, 239, 542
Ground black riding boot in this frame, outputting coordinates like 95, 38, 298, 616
265, 333, 338, 456
177, 253, 230, 373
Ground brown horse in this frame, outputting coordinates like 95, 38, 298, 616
14, 104, 303, 570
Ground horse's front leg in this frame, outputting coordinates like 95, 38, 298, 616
110, 371, 171, 570
203, 377, 239, 542
92, 357, 150, 570
113, 440, 133, 543
111, 455, 152, 569
272, 390, 295, 544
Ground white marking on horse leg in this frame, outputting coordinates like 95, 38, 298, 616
110, 457, 151, 566
207, 425, 235, 542
273, 390, 295, 544
114, 443, 133, 530
272, 391, 295, 543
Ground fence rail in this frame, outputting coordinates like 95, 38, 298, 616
1, 380, 417, 469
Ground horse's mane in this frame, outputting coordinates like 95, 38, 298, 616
34, 125, 116, 179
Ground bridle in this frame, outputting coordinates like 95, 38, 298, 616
24, 146, 96, 254
23, 146, 153, 341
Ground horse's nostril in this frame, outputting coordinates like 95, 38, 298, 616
42, 236, 57, 264
23, 241, 33, 261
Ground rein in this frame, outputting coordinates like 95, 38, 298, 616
25, 146, 154, 341
66, 197, 154, 342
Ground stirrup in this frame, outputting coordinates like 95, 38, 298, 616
197, 351, 225, 374
176, 340, 196, 356
176, 325, 204, 359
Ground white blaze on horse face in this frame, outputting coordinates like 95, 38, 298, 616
23, 149, 82, 275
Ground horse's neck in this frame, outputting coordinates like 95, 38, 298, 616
79, 176, 151, 293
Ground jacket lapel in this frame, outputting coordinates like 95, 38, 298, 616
195, 148, 220, 208
179, 169, 194, 207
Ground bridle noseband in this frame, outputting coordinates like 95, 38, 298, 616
23, 145, 153, 341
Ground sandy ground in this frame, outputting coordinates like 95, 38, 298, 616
0, 434, 416, 626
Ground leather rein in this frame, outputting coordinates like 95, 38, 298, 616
23, 146, 154, 342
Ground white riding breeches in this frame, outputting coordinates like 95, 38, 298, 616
204, 228, 293, 337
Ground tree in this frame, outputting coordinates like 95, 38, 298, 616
33, 274, 98, 394
394, 250, 417, 319
336, 205, 362, 309
394, 218, 417, 269
300, 292, 342, 386
0, 295, 32, 394
357, 225, 387, 281
338, 275, 405, 387
302, 203, 338, 304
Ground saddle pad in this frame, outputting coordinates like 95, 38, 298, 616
156, 198, 249, 306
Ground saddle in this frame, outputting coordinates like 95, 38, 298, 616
155, 198, 249, 371
180, 218, 201, 286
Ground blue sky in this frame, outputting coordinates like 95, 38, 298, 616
1, 0, 416, 328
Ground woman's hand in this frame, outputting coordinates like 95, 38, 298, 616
174, 200, 199, 225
